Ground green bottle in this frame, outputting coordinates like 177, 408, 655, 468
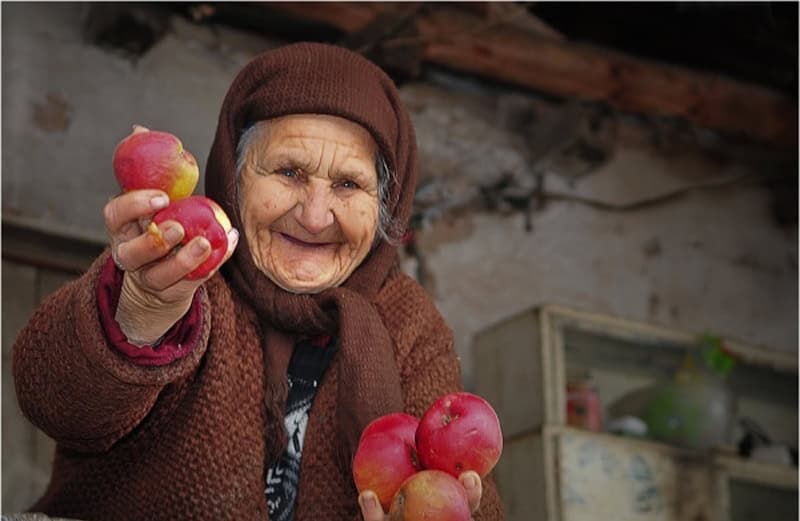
643, 335, 737, 450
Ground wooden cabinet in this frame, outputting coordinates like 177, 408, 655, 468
473, 305, 797, 521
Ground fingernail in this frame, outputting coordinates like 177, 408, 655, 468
358, 492, 377, 510
228, 228, 239, 248
150, 195, 169, 210
190, 238, 209, 257
364, 492, 379, 510
163, 224, 182, 244
465, 474, 479, 489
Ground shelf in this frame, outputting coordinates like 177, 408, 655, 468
473, 303, 798, 521
474, 303, 797, 447
715, 453, 798, 490
550, 425, 797, 490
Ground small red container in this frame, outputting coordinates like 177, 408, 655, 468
566, 382, 603, 432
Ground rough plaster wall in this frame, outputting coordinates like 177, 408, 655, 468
417, 188, 796, 384
401, 81, 797, 382
2, 2, 796, 388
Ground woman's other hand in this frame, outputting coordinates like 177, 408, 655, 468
104, 189, 238, 345
358, 470, 483, 521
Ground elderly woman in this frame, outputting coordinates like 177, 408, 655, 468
13, 43, 503, 520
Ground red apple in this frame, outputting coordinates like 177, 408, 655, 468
353, 413, 420, 511
113, 125, 199, 201
388, 470, 471, 521
152, 195, 232, 280
416, 392, 503, 479
359, 412, 420, 444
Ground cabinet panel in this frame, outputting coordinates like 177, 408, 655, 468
1, 260, 38, 357
494, 434, 549, 521
728, 480, 797, 521
1, 259, 74, 512
557, 429, 714, 521
473, 309, 546, 438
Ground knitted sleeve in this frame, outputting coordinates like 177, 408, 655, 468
375, 270, 505, 521
12, 250, 211, 453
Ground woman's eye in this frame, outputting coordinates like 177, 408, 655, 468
338, 179, 360, 190
278, 168, 298, 179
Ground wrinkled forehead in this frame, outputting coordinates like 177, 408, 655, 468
237, 114, 381, 174
238, 116, 388, 175
253, 114, 376, 148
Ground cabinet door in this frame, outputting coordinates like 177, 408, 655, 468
494, 434, 550, 521
716, 457, 798, 521
2, 260, 74, 512
726, 479, 797, 521
556, 429, 716, 521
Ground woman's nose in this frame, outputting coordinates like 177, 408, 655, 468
295, 184, 334, 234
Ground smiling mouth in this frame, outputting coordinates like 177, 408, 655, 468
278, 232, 336, 249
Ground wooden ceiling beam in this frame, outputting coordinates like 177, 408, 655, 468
263, 2, 797, 149
260, 2, 381, 33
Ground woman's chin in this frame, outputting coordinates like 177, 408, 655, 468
270, 271, 339, 294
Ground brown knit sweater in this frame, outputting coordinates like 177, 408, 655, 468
13, 251, 504, 520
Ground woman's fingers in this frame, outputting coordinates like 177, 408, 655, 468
146, 227, 239, 290
115, 220, 184, 272
120, 225, 238, 293
358, 491, 386, 521
459, 471, 482, 513
136, 236, 212, 291
104, 190, 169, 239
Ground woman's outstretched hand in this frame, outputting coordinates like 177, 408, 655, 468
358, 470, 483, 521
104, 189, 238, 345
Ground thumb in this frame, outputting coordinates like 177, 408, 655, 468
358, 491, 386, 521
459, 471, 482, 513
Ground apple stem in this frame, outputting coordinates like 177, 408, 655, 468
442, 414, 457, 426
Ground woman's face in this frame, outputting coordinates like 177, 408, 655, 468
238, 114, 380, 294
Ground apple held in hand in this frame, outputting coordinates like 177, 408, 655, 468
359, 412, 420, 444
113, 125, 199, 201
416, 392, 503, 479
153, 196, 232, 280
353, 413, 421, 511
388, 470, 471, 521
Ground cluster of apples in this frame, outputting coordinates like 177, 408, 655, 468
112, 125, 232, 279
353, 392, 503, 521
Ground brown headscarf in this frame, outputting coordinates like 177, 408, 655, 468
205, 43, 417, 466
